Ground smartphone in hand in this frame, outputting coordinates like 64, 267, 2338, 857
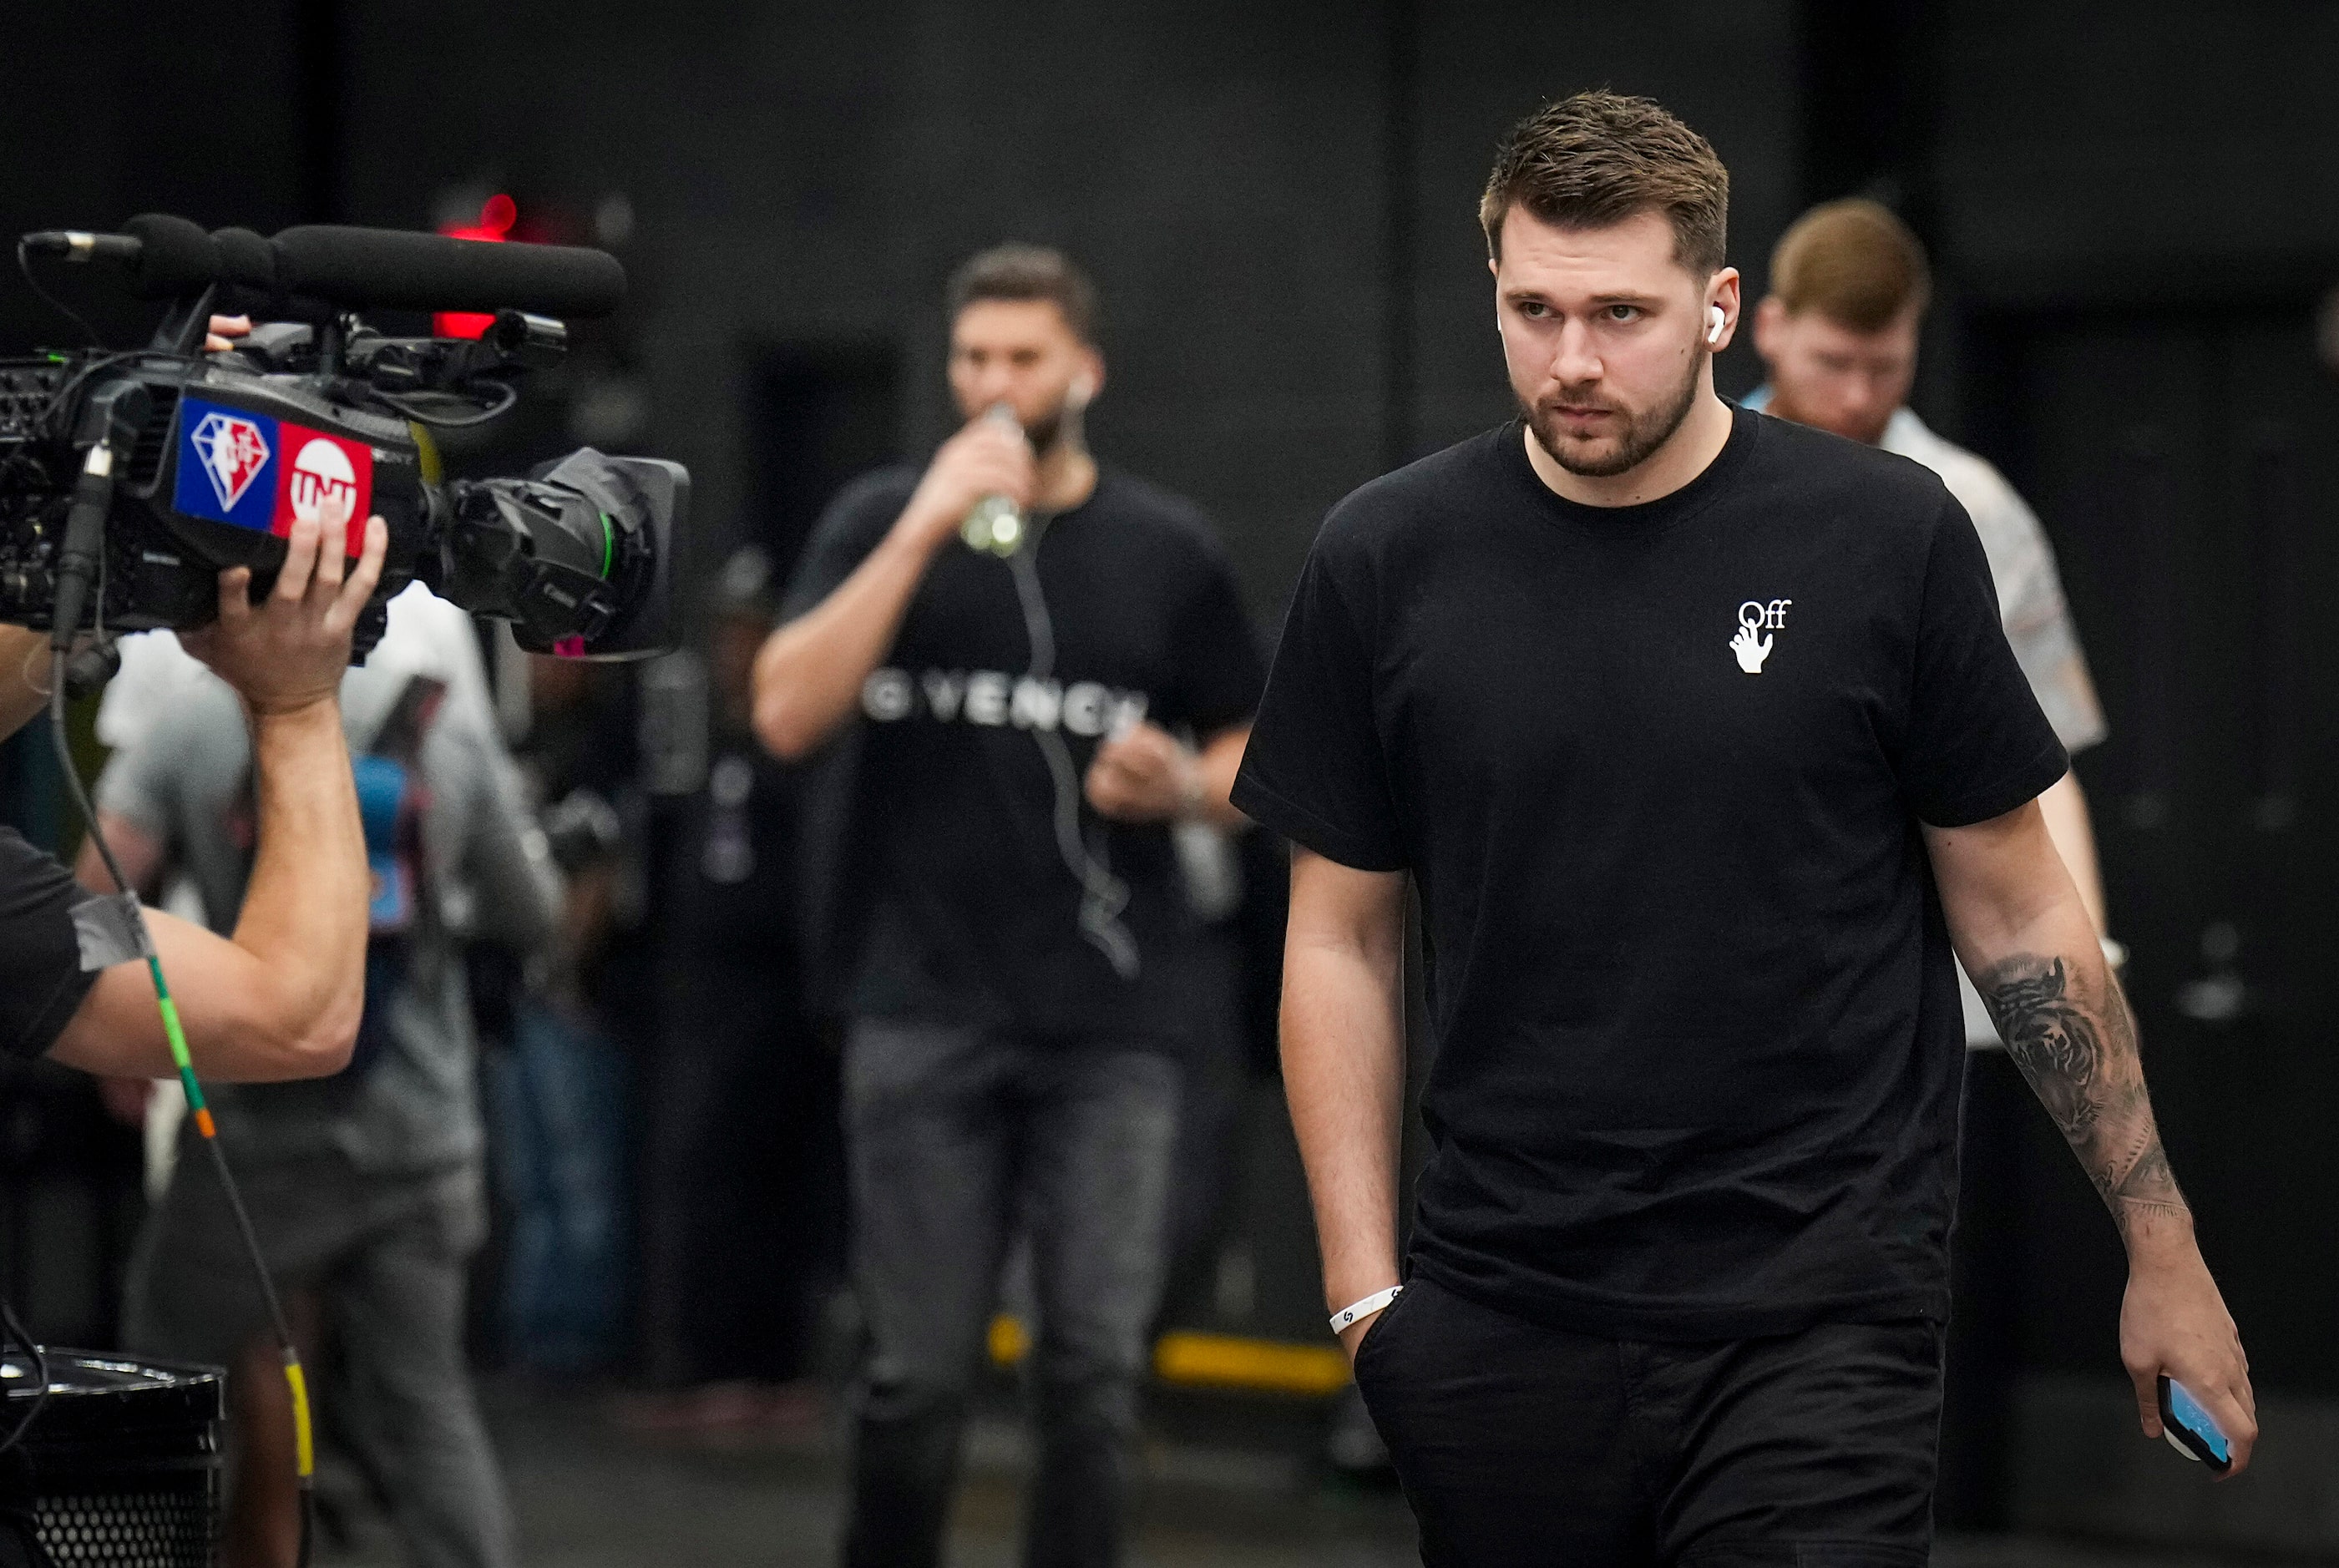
2159, 1375, 2233, 1474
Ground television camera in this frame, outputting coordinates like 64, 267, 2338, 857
3, 213, 684, 672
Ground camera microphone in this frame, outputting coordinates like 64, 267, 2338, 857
18, 215, 627, 319
269, 225, 625, 318
23, 215, 218, 302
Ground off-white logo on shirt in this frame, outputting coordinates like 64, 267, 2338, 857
1731, 599, 1791, 674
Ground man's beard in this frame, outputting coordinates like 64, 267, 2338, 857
1522, 353, 1703, 479
1766, 383, 1887, 448
1022, 406, 1066, 456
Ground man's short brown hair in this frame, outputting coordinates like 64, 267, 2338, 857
1479, 90, 1729, 273
1768, 199, 1931, 331
945, 244, 1100, 345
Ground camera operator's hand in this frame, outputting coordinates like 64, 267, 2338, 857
895, 412, 1034, 552
203, 314, 252, 353
180, 513, 387, 716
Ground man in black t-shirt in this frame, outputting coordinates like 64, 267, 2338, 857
754, 246, 1263, 1568
0, 509, 387, 1086
1235, 92, 2254, 1563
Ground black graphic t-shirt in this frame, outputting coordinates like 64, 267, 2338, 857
1233, 407, 2068, 1340
783, 465, 1263, 1050
0, 827, 102, 1061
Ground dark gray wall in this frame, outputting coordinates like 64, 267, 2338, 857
1933, 2, 2339, 298
0, 0, 315, 351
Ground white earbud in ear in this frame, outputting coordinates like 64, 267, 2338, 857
1070, 374, 1097, 409
1708, 305, 1726, 345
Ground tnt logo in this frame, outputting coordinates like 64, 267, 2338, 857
270, 430, 373, 555
190, 412, 271, 512
289, 438, 359, 532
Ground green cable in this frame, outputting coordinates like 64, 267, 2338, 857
144, 953, 212, 1136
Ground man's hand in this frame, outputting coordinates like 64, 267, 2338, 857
754, 414, 1035, 761
204, 314, 252, 353
2123, 1231, 2257, 1475
895, 412, 1033, 552
1086, 721, 1199, 822
180, 513, 387, 715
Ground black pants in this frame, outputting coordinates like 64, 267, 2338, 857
1354, 1275, 1942, 1567
641, 971, 842, 1388
838, 1021, 1182, 1568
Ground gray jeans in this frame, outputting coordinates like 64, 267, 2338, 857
840, 1019, 1182, 1568
123, 1156, 515, 1568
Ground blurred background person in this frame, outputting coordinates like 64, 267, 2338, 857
1746, 196, 2129, 1524
482, 649, 642, 1381
1748, 198, 2114, 979
633, 544, 842, 1433
82, 580, 560, 1568
754, 245, 1265, 1568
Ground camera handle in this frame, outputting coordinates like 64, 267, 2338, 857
147, 283, 218, 356
49, 381, 148, 651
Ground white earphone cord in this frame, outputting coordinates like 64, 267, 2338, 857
1006, 524, 1140, 980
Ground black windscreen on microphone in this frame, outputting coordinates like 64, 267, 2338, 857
269, 225, 626, 318
209, 227, 277, 296
120, 215, 220, 301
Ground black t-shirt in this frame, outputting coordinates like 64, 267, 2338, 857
660, 738, 802, 976
1233, 408, 2068, 1340
783, 465, 1264, 1050
0, 827, 101, 1061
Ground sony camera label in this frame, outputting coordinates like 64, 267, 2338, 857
174, 397, 373, 556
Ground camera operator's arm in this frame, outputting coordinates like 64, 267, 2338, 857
0, 627, 50, 742
48, 514, 387, 1081
752, 416, 1032, 760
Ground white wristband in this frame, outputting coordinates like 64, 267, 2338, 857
1329, 1285, 1403, 1334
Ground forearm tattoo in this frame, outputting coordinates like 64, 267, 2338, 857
1977, 953, 2190, 1242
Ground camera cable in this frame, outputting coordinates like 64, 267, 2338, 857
13, 240, 104, 352
0, 1296, 51, 1461
364, 379, 519, 430
43, 651, 317, 1568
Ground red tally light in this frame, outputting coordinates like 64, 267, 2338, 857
434, 195, 518, 338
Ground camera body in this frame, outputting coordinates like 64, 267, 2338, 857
3, 220, 683, 660
2, 352, 425, 646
